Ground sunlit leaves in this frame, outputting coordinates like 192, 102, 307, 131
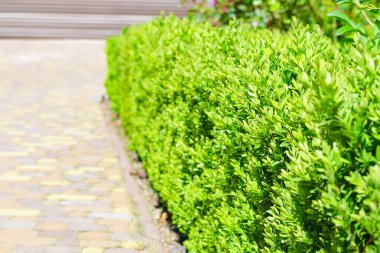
105, 16, 380, 253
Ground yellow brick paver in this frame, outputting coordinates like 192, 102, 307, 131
39, 180, 71, 186
0, 208, 41, 217
0, 40, 149, 253
47, 194, 98, 201
82, 247, 104, 253
37, 222, 67, 231
79, 232, 110, 240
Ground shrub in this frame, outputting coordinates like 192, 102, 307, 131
184, 0, 336, 30
105, 16, 380, 252
183, 0, 380, 42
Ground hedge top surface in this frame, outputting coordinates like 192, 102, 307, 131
106, 16, 380, 253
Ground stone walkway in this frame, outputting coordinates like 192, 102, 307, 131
0, 40, 158, 253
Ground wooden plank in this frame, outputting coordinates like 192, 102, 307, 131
0, 27, 122, 38
0, 13, 152, 29
0, 0, 188, 15
0, 0, 190, 38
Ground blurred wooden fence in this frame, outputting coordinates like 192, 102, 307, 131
0, 0, 188, 38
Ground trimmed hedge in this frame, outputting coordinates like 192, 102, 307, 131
105, 16, 380, 252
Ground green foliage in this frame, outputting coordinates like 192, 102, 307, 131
184, 0, 336, 31
184, 0, 380, 42
329, 0, 380, 47
105, 16, 380, 252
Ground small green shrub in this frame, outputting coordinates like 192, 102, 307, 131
183, 0, 380, 43
105, 16, 380, 252
184, 0, 336, 31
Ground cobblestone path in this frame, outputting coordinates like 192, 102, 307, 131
0, 40, 156, 253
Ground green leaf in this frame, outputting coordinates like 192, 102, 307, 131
375, 19, 380, 29
376, 146, 380, 161
336, 25, 356, 36
328, 11, 357, 28
237, 5, 247, 11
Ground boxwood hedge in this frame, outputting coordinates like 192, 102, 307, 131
105, 16, 380, 253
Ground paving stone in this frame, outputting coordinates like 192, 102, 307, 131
18, 237, 56, 246
0, 174, 31, 181
69, 211, 88, 218
110, 232, 139, 241
37, 158, 58, 165
15, 165, 55, 172
47, 194, 98, 201
121, 241, 145, 250
88, 212, 133, 220
55, 237, 76, 246
0, 151, 28, 157
37, 222, 67, 231
68, 223, 106, 232
79, 239, 119, 248
0, 221, 35, 229
0, 40, 157, 252
78, 232, 110, 240
13, 246, 77, 253
37, 230, 76, 238
82, 247, 104, 253
0, 208, 41, 217
39, 180, 70, 186
104, 249, 139, 253
113, 208, 133, 214
78, 166, 104, 172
